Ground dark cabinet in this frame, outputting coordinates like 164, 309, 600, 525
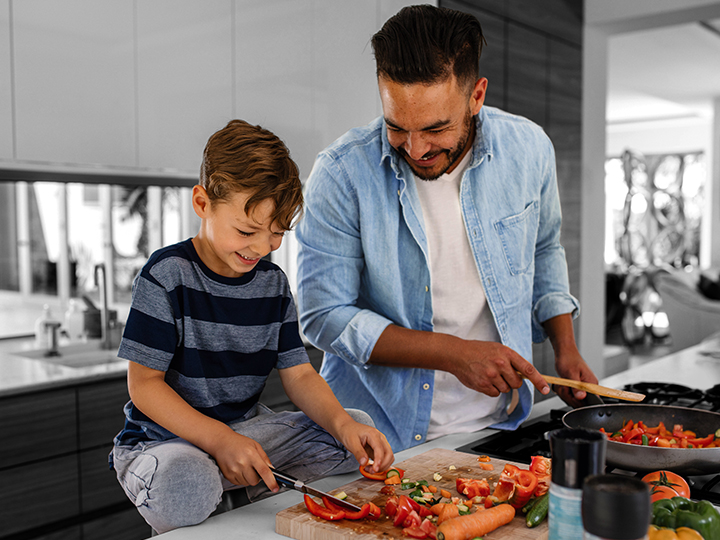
0, 379, 149, 540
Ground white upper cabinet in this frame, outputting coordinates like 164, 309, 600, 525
0, 1, 14, 160
13, 0, 136, 167
136, 0, 233, 173
4, 0, 413, 176
234, 0, 316, 178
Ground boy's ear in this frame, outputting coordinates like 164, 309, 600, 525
192, 185, 211, 218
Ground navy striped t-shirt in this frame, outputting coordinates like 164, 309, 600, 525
114, 238, 309, 446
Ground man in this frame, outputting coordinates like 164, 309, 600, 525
296, 5, 597, 452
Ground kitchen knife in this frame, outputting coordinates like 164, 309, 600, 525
271, 470, 362, 512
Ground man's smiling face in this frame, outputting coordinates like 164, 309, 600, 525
379, 75, 487, 180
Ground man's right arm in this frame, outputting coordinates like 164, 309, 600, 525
370, 324, 549, 397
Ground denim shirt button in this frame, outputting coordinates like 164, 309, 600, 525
414, 434, 422, 441
473, 229, 478, 237
422, 383, 430, 390
425, 286, 428, 292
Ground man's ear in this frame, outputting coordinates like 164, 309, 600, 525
192, 185, 211, 218
469, 77, 488, 116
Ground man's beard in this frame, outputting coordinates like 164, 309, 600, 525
406, 112, 474, 181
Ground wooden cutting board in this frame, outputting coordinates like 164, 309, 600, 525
276, 448, 549, 540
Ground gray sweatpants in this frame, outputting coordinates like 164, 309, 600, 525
112, 404, 372, 534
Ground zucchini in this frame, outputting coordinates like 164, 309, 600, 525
526, 493, 549, 528
521, 497, 539, 514
386, 468, 401, 479
334, 491, 347, 500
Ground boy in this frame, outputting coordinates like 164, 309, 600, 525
110, 120, 393, 534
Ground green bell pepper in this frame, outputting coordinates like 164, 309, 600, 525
652, 496, 720, 540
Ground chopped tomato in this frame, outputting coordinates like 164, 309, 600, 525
420, 518, 438, 539
385, 495, 399, 517
394, 496, 416, 527
381, 485, 396, 495
403, 525, 428, 539
403, 510, 422, 529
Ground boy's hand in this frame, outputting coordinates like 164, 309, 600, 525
338, 421, 394, 474
210, 430, 280, 493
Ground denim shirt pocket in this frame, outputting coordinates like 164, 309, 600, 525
494, 200, 539, 276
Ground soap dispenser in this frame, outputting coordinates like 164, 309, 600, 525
64, 299, 85, 342
34, 304, 53, 348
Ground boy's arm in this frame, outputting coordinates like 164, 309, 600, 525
279, 363, 394, 472
127, 361, 280, 492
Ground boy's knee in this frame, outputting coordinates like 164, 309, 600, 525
346, 408, 375, 428
132, 449, 223, 533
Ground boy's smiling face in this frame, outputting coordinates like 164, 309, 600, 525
192, 186, 284, 278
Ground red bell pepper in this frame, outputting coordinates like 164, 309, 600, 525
304, 494, 345, 520
321, 497, 371, 520
509, 469, 538, 509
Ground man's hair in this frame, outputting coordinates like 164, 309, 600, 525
371, 4, 484, 90
199, 119, 302, 231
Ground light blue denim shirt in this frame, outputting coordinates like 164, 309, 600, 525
296, 106, 579, 452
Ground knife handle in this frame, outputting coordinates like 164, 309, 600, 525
272, 470, 302, 490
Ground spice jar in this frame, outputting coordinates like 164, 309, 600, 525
582, 474, 650, 540
548, 428, 607, 540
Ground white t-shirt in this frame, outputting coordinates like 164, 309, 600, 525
414, 150, 506, 440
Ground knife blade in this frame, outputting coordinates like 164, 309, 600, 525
271, 470, 362, 512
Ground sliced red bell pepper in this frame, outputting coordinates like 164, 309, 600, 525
492, 476, 516, 502
304, 494, 345, 520
359, 464, 388, 481
688, 434, 715, 447
529, 455, 551, 497
367, 502, 382, 520
509, 469, 538, 509
321, 497, 370, 520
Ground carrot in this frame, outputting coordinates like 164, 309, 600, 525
384, 475, 401, 485
440, 489, 452, 499
436, 503, 460, 524
430, 502, 447, 516
478, 462, 494, 471
428, 485, 438, 493
436, 503, 515, 540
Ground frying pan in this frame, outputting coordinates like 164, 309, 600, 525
562, 404, 720, 475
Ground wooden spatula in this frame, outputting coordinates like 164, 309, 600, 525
519, 372, 645, 402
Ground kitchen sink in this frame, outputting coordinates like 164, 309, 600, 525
14, 341, 124, 368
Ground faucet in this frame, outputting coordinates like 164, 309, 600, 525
94, 263, 112, 350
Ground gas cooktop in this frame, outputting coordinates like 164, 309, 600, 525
455, 382, 720, 505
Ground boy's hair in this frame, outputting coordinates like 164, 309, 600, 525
371, 5, 485, 92
199, 119, 303, 231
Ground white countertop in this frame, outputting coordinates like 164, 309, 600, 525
0, 336, 127, 397
154, 336, 720, 540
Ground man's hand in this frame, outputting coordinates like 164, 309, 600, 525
450, 340, 551, 397
553, 348, 598, 408
209, 430, 279, 493
542, 313, 599, 408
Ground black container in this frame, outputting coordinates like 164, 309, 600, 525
549, 428, 607, 489
582, 475, 651, 539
